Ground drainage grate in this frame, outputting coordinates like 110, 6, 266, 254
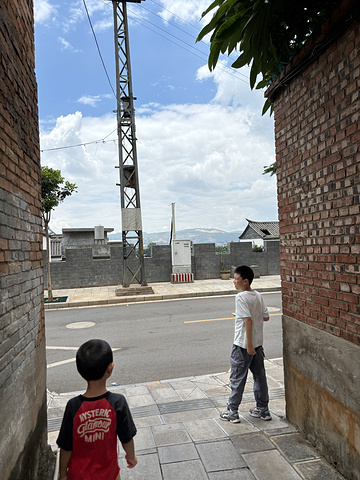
48, 417, 63, 433
158, 397, 215, 415
131, 404, 160, 418
47, 389, 284, 432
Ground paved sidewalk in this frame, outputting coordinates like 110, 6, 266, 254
46, 276, 344, 479
44, 275, 281, 309
47, 359, 344, 480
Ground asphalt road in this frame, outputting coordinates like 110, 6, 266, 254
45, 292, 282, 393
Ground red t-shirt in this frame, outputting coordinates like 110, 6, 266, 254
57, 392, 136, 480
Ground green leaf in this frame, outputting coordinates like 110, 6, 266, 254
261, 97, 273, 116
200, 0, 223, 19
231, 49, 252, 69
208, 41, 223, 70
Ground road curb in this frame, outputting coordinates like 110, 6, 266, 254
44, 287, 281, 310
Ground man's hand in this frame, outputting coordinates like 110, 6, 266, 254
247, 346, 256, 356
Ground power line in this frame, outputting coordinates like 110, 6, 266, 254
147, 0, 250, 72
82, 0, 116, 99
129, 13, 249, 85
40, 129, 117, 153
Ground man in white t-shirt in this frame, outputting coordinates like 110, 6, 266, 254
220, 265, 272, 423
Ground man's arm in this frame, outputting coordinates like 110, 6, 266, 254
122, 438, 137, 468
244, 316, 256, 355
59, 448, 72, 480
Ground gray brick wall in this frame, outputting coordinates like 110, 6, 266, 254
1, 1, 54, 479
44, 241, 280, 289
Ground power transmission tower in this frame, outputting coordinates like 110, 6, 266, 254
111, 0, 146, 287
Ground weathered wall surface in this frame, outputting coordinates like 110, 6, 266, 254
267, 2, 360, 478
0, 1, 54, 479
43, 240, 280, 288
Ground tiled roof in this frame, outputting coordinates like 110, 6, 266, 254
239, 219, 279, 239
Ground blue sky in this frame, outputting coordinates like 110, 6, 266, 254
34, 0, 277, 235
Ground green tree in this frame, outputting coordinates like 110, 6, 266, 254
41, 166, 77, 301
197, 0, 340, 175
197, 0, 339, 114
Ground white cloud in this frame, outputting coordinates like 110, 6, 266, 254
34, 0, 56, 24
58, 36, 82, 53
77, 94, 112, 107
157, 0, 210, 24
40, 92, 276, 235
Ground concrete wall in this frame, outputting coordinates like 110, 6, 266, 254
0, 1, 54, 479
267, 1, 360, 478
44, 240, 280, 289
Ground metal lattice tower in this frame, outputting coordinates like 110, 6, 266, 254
112, 0, 146, 287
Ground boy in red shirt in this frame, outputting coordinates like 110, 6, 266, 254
57, 339, 137, 480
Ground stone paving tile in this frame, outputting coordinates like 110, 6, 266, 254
215, 372, 230, 384
266, 376, 283, 389
127, 394, 156, 408
214, 415, 260, 436
241, 412, 294, 434
293, 459, 346, 480
271, 433, 320, 463
158, 442, 199, 464
47, 431, 59, 448
162, 459, 208, 480
176, 387, 209, 401
119, 452, 162, 480
125, 385, 151, 396
196, 439, 246, 472
152, 423, 192, 447
231, 433, 276, 454
134, 415, 163, 428
267, 397, 286, 418
184, 418, 228, 441
243, 450, 303, 480
208, 468, 256, 480
134, 426, 156, 451
147, 383, 181, 402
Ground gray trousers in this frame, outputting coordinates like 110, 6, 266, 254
228, 344, 269, 412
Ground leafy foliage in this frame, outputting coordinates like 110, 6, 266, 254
262, 161, 277, 176
41, 166, 77, 301
197, 0, 340, 115
41, 166, 77, 222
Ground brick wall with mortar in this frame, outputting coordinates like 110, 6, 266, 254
266, 1, 360, 478
43, 240, 280, 289
0, 1, 54, 479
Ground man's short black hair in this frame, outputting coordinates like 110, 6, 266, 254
76, 339, 113, 381
234, 265, 254, 285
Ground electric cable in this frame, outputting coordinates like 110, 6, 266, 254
40, 128, 117, 153
82, 0, 116, 98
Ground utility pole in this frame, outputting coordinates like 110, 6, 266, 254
111, 0, 146, 287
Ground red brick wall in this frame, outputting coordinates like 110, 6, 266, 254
271, 14, 360, 346
1, 1, 52, 478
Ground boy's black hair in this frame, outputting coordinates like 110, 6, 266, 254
234, 265, 254, 285
76, 339, 113, 381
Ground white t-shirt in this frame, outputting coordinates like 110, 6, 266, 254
233, 289, 269, 349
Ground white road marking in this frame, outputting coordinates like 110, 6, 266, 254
46, 347, 121, 369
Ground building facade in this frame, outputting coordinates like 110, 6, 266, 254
0, 2, 54, 478
267, 1, 360, 478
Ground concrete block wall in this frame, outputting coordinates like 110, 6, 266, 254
267, 2, 360, 478
44, 241, 280, 289
1, 1, 54, 479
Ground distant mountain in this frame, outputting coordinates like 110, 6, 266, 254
109, 228, 241, 246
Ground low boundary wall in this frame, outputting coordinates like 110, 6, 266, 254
44, 241, 280, 289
